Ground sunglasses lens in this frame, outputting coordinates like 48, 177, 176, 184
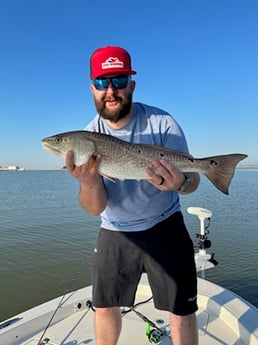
111, 77, 129, 89
93, 76, 130, 90
93, 78, 110, 90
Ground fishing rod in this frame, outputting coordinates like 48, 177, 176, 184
36, 277, 76, 345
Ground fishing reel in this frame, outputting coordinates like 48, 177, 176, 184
146, 323, 163, 343
123, 299, 166, 344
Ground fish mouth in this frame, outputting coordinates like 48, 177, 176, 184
42, 141, 62, 155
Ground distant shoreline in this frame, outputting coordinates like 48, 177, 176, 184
1, 166, 257, 172
238, 165, 258, 169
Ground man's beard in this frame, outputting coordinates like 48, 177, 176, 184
94, 93, 133, 123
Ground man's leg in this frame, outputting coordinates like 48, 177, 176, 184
170, 312, 198, 345
95, 307, 122, 345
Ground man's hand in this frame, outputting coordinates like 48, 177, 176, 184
65, 151, 102, 185
146, 159, 185, 191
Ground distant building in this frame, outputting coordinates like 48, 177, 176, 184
0, 165, 25, 171
7, 165, 18, 171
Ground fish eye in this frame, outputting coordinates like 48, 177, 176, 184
55, 138, 62, 143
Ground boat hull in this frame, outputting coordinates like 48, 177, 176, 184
1, 274, 258, 345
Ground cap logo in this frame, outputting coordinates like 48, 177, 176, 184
101, 57, 124, 70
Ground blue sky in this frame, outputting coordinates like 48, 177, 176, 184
1, 0, 257, 169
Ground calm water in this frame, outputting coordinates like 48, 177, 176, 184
0, 169, 257, 321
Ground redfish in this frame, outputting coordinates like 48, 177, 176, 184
42, 130, 247, 195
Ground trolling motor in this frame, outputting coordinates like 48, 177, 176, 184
187, 207, 218, 277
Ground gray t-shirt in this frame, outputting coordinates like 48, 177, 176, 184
86, 102, 188, 231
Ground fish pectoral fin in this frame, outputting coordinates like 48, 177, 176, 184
101, 173, 116, 183
86, 155, 97, 169
87, 156, 116, 182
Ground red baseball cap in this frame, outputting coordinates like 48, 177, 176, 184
90, 46, 137, 79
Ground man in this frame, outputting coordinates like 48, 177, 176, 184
66, 46, 200, 345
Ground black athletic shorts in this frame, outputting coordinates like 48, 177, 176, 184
92, 211, 198, 315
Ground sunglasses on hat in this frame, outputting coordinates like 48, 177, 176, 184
93, 76, 131, 91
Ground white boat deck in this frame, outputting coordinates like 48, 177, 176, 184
1, 274, 258, 345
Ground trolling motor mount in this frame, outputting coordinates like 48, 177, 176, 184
188, 206, 212, 250
187, 207, 218, 276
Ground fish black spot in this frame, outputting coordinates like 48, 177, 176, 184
188, 157, 194, 163
210, 159, 218, 166
138, 148, 142, 154
160, 152, 165, 158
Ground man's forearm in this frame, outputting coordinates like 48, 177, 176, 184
79, 177, 108, 216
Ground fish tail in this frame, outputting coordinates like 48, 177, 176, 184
203, 153, 248, 194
